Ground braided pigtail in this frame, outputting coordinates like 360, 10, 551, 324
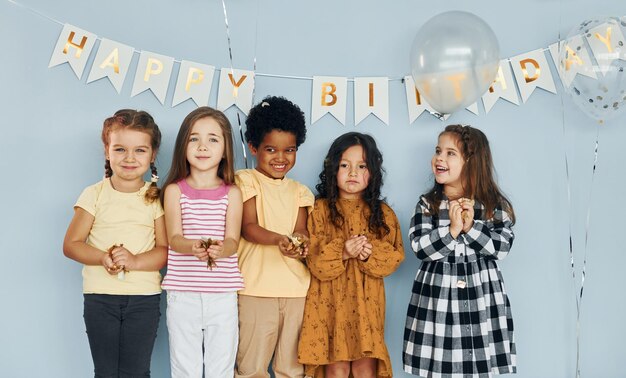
144, 162, 160, 203
104, 159, 113, 178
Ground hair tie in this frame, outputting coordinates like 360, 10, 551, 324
151, 173, 159, 183
261, 101, 270, 107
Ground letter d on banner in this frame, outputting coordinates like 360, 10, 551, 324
49, 24, 97, 79
312, 76, 347, 125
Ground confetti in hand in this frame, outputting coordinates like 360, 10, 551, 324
200, 238, 218, 270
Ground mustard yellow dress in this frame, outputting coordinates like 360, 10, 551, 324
298, 198, 404, 377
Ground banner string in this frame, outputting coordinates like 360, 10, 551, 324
6, 0, 557, 84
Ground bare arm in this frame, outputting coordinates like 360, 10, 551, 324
209, 186, 243, 258
63, 207, 108, 266
163, 183, 204, 254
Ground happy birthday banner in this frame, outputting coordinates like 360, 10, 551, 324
48, 19, 626, 125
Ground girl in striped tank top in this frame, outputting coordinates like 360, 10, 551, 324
161, 107, 244, 378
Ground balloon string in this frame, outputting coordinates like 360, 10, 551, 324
220, 0, 248, 168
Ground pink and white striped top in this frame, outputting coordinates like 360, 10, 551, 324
161, 180, 244, 293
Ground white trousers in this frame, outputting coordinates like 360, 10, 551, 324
166, 291, 238, 378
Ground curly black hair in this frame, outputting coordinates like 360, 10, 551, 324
316, 132, 390, 237
244, 96, 307, 148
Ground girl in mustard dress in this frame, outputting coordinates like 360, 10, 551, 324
298, 132, 404, 377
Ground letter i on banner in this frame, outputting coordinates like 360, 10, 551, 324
510, 49, 556, 103
86, 38, 134, 93
354, 77, 389, 125
217, 69, 255, 115
172, 61, 215, 107
312, 76, 347, 125
48, 24, 97, 79
131, 51, 174, 105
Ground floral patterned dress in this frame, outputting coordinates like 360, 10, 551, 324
298, 198, 404, 377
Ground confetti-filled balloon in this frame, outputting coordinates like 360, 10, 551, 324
558, 17, 626, 122
410, 11, 500, 115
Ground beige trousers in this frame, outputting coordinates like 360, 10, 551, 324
235, 295, 306, 378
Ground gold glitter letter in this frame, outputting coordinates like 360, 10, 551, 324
488, 66, 507, 93
563, 46, 584, 71
185, 68, 205, 91
414, 87, 422, 105
519, 59, 540, 83
228, 73, 247, 98
445, 74, 466, 100
321, 82, 337, 106
368, 83, 374, 107
594, 27, 613, 53
99, 48, 120, 74
62, 31, 88, 59
144, 58, 163, 82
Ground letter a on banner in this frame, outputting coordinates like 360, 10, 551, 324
131, 51, 174, 105
510, 49, 556, 103
217, 69, 255, 115
172, 61, 215, 107
312, 76, 347, 125
548, 39, 597, 88
354, 77, 389, 125
86, 38, 134, 93
48, 24, 97, 79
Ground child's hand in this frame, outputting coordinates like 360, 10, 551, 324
459, 198, 475, 233
192, 239, 209, 261
343, 235, 367, 260
110, 245, 137, 271
358, 242, 373, 261
207, 240, 224, 260
449, 200, 464, 238
278, 235, 305, 259
101, 252, 123, 275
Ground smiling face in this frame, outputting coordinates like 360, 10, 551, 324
106, 127, 154, 188
250, 130, 297, 179
185, 117, 225, 174
337, 145, 370, 200
432, 132, 466, 196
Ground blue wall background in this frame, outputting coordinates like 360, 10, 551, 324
1, 0, 625, 377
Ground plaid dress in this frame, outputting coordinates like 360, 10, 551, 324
403, 196, 516, 378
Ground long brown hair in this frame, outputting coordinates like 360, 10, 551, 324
316, 132, 390, 238
424, 124, 515, 222
160, 107, 235, 204
101, 109, 161, 203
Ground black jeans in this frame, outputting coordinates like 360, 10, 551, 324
83, 294, 161, 378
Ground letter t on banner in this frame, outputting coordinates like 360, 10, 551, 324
312, 76, 347, 125
354, 77, 389, 125
48, 24, 97, 79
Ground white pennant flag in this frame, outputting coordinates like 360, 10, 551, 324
482, 60, 520, 113
403, 76, 449, 122
354, 77, 389, 125
586, 22, 626, 76
312, 76, 347, 125
48, 24, 97, 79
548, 39, 597, 88
131, 51, 174, 105
86, 38, 134, 93
172, 61, 215, 107
217, 69, 255, 115
465, 103, 479, 115
510, 49, 556, 103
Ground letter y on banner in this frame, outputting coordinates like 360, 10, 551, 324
48, 24, 97, 79
217, 69, 255, 115
312, 76, 347, 125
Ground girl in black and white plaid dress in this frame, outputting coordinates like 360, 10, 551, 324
403, 125, 516, 378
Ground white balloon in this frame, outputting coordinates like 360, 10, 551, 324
410, 11, 500, 114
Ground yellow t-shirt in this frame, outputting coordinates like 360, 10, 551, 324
75, 179, 164, 295
235, 169, 314, 297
